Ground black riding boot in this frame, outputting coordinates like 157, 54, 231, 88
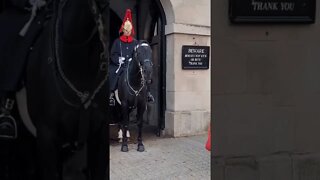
0, 94, 17, 139
147, 92, 155, 103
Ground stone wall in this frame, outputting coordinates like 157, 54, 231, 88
161, 0, 211, 137
213, 0, 320, 179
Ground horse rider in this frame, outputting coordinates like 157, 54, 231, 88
0, 0, 51, 139
109, 9, 154, 106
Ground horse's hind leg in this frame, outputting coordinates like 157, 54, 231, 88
136, 104, 145, 152
120, 103, 129, 152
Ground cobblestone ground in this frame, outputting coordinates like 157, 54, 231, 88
110, 128, 211, 180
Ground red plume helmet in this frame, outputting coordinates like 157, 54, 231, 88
119, 9, 135, 36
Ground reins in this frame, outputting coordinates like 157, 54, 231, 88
53, 0, 108, 109
126, 58, 145, 96
125, 43, 151, 97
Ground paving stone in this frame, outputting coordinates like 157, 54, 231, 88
110, 133, 210, 180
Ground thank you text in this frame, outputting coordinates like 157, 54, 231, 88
251, 1, 295, 11
229, 0, 315, 23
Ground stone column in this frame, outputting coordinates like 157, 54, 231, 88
162, 0, 211, 137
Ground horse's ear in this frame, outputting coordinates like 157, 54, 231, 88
139, 40, 148, 44
138, 40, 149, 47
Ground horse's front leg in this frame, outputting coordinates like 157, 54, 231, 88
136, 100, 145, 152
87, 116, 108, 180
36, 124, 61, 180
120, 102, 129, 152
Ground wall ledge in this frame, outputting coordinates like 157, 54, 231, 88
165, 23, 211, 36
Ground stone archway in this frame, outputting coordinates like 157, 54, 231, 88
109, 0, 167, 135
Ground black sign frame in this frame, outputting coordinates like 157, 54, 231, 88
229, 0, 316, 23
181, 45, 210, 70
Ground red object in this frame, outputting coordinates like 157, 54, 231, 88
119, 9, 135, 43
205, 125, 211, 151
119, 9, 135, 36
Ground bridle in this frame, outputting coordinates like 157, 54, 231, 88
126, 43, 152, 96
53, 0, 109, 109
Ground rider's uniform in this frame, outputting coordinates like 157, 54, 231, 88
108, 37, 138, 91
108, 8, 137, 92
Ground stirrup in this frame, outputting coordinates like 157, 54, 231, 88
5, 98, 14, 111
109, 97, 115, 106
0, 114, 17, 139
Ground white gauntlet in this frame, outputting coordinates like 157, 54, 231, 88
118, 57, 125, 64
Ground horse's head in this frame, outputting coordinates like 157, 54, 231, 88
134, 41, 153, 84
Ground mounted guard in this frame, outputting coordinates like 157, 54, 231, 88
108, 8, 154, 106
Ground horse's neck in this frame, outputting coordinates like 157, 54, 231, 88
128, 58, 142, 88
56, 0, 100, 85
59, 0, 94, 43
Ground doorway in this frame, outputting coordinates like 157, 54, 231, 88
109, 0, 166, 134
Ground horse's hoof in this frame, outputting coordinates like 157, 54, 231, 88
137, 144, 144, 152
121, 145, 128, 152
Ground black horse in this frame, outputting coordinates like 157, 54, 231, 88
112, 40, 153, 152
17, 0, 110, 179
